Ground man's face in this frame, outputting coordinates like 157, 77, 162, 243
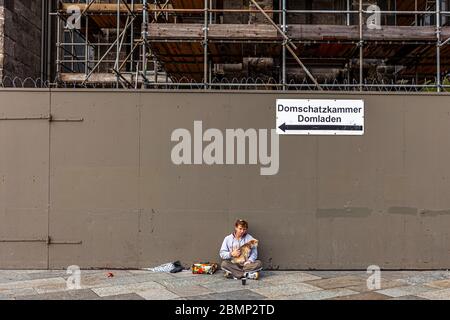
235, 225, 247, 238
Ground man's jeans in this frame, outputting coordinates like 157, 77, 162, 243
221, 260, 263, 279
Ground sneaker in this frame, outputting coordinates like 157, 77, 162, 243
223, 271, 232, 279
246, 271, 260, 280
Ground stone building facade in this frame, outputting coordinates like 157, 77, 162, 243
0, 0, 42, 81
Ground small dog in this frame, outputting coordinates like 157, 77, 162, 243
231, 239, 259, 265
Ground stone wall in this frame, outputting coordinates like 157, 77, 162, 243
0, 2, 5, 80
223, 0, 273, 24
0, 0, 42, 80
287, 0, 348, 25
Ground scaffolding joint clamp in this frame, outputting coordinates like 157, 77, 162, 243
283, 38, 293, 46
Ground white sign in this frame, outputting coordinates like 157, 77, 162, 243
276, 99, 364, 136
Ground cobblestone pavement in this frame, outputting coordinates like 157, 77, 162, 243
1, 269, 450, 300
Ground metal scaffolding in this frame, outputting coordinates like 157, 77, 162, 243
51, 0, 450, 91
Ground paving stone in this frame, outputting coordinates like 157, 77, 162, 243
0, 270, 43, 275
92, 281, 165, 297
155, 276, 218, 289
70, 270, 108, 275
417, 288, 450, 300
166, 285, 214, 297
75, 273, 146, 289
389, 295, 429, 300
169, 270, 198, 278
126, 273, 176, 283
273, 288, 358, 300
346, 279, 405, 293
0, 288, 38, 298
127, 270, 154, 275
305, 271, 368, 279
94, 270, 135, 278
400, 271, 450, 285
3, 270, 450, 300
305, 276, 367, 290
251, 282, 322, 298
0, 277, 66, 291
96, 293, 145, 300
60, 270, 134, 282
0, 297, 15, 300
425, 279, 450, 289
201, 279, 272, 293
128, 270, 179, 276
376, 285, 434, 298
0, 273, 32, 283
137, 288, 180, 300
260, 272, 322, 284
80, 270, 134, 280
199, 277, 231, 286
92, 276, 141, 287
189, 289, 267, 300
16, 289, 99, 300
381, 270, 450, 285
329, 291, 390, 300
27, 271, 70, 280
35, 282, 68, 294
381, 270, 424, 280
257, 271, 302, 277
207, 275, 228, 283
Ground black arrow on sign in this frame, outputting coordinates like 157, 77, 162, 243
278, 123, 363, 132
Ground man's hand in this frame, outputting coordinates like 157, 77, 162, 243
231, 249, 241, 258
243, 261, 251, 266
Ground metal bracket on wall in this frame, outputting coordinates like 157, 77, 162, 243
0, 114, 84, 122
0, 236, 82, 245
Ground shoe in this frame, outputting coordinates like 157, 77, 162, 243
223, 270, 232, 279
246, 271, 260, 280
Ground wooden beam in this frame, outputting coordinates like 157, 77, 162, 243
60, 73, 168, 84
59, 3, 172, 13
60, 73, 124, 83
149, 24, 277, 40
148, 24, 450, 42
288, 25, 448, 41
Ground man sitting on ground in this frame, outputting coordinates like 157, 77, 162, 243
219, 219, 262, 280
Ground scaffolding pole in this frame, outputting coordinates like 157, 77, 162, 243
56, 13, 61, 82
142, 0, 149, 88
359, 0, 364, 91
347, 0, 351, 26
85, 12, 89, 76
52, 1, 450, 92
154, 0, 158, 85
249, 0, 322, 90
82, 16, 137, 85
131, 0, 135, 72
282, 0, 286, 91
116, 0, 120, 88
415, 0, 418, 26
437, 0, 442, 92
203, 0, 209, 89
